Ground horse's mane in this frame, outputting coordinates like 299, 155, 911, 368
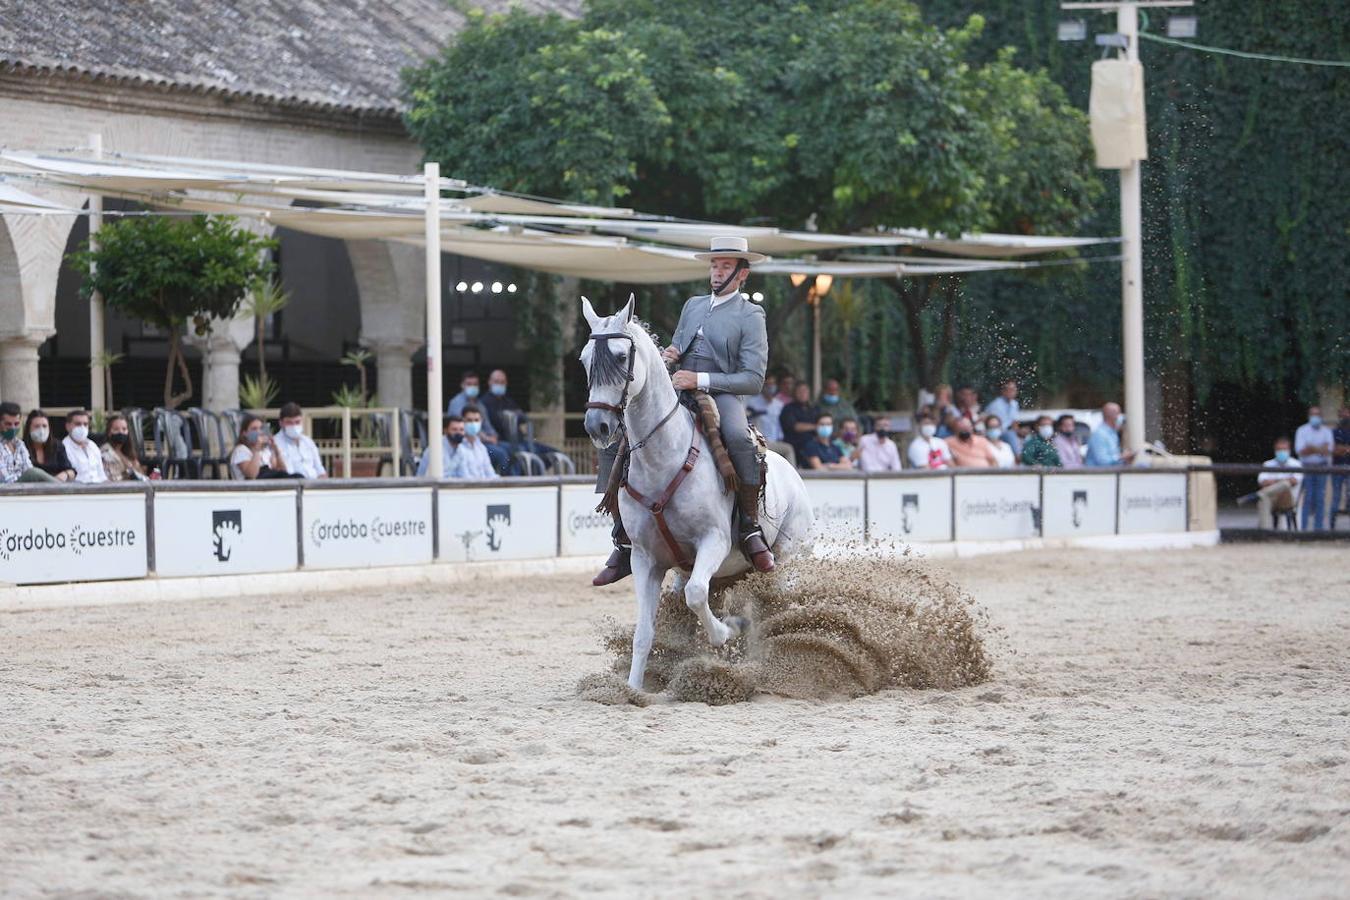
587, 315, 663, 389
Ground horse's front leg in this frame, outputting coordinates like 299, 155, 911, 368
627, 549, 667, 691
684, 534, 739, 647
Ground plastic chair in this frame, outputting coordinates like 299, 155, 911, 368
549, 451, 576, 475
125, 407, 160, 472
400, 409, 427, 476
513, 449, 548, 476
187, 408, 230, 479
152, 408, 197, 479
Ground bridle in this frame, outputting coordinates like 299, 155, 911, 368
584, 331, 636, 416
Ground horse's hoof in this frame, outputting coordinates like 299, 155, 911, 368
725, 615, 750, 637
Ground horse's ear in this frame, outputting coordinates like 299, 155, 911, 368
581, 296, 600, 329
620, 292, 636, 325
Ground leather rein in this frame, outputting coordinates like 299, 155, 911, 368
586, 329, 700, 570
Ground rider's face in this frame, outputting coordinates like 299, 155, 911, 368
709, 257, 745, 293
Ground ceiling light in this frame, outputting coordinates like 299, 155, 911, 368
455, 281, 468, 292
471, 281, 483, 293
491, 281, 503, 293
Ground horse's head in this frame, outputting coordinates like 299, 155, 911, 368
579, 294, 648, 449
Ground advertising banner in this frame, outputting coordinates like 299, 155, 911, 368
1118, 472, 1188, 534
867, 477, 953, 544
802, 478, 866, 544
302, 488, 434, 570
953, 474, 1041, 541
0, 492, 146, 585
439, 485, 557, 562
153, 490, 298, 577
559, 484, 613, 557
1041, 474, 1118, 538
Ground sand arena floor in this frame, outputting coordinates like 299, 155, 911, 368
3, 544, 1348, 898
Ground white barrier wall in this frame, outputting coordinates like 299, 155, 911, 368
559, 484, 614, 557
867, 476, 953, 543
954, 474, 1041, 541
1117, 472, 1188, 534
1041, 473, 1118, 538
0, 492, 146, 585
154, 489, 299, 577
303, 487, 434, 569
802, 478, 867, 544
439, 484, 558, 562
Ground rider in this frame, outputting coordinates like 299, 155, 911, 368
593, 235, 775, 585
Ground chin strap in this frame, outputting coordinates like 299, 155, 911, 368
712, 259, 748, 297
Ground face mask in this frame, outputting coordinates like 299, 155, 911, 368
816, 425, 833, 439
30, 426, 49, 443
973, 424, 986, 435
1275, 449, 1291, 464
465, 421, 482, 437
920, 424, 936, 438
71, 425, 89, 443
465, 385, 479, 398
843, 429, 858, 440
763, 385, 777, 398
490, 383, 507, 397
284, 424, 303, 440
0, 427, 17, 442
109, 432, 129, 447
245, 429, 261, 443
875, 429, 888, 440
449, 432, 464, 445
957, 430, 972, 440
822, 394, 839, 405
1038, 425, 1054, 440
1308, 415, 1322, 428
987, 428, 1002, 441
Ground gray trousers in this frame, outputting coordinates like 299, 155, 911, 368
596, 392, 760, 492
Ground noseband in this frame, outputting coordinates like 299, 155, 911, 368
585, 331, 637, 415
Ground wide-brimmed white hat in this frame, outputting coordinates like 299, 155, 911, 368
693, 235, 768, 264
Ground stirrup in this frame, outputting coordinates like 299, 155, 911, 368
739, 529, 775, 573
592, 544, 632, 586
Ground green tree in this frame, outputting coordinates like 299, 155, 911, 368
77, 215, 276, 409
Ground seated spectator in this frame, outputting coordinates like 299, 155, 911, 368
983, 414, 1016, 468
983, 380, 1022, 455
1294, 405, 1334, 531
834, 417, 862, 464
780, 382, 819, 460
273, 402, 327, 479
23, 410, 73, 481
947, 417, 999, 468
933, 384, 958, 437
230, 414, 297, 480
1053, 415, 1084, 468
448, 406, 498, 479
419, 415, 466, 479
819, 378, 858, 425
800, 412, 854, 471
1021, 415, 1063, 467
447, 370, 511, 474
908, 413, 952, 470
775, 372, 797, 405
0, 401, 54, 483
858, 416, 902, 473
1238, 437, 1302, 529
101, 413, 148, 481
62, 408, 107, 484
482, 369, 555, 473
1085, 402, 1133, 467
955, 386, 981, 428
746, 375, 784, 443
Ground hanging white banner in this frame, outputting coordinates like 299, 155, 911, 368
439, 485, 557, 562
302, 488, 434, 569
153, 490, 298, 577
0, 492, 146, 585
1041, 474, 1118, 538
867, 476, 952, 543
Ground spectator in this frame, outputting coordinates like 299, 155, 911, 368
947, 416, 1000, 468
101, 413, 148, 481
857, 416, 902, 473
818, 378, 858, 426
779, 382, 819, 460
1085, 402, 1133, 467
273, 402, 327, 479
1021, 415, 1063, 467
1238, 437, 1302, 530
62, 408, 107, 484
448, 406, 497, 479
1294, 405, 1334, 530
1333, 406, 1350, 530
983, 380, 1022, 455
230, 414, 295, 480
800, 412, 853, 470
447, 370, 511, 474
482, 369, 558, 472
775, 372, 797, 405
1053, 414, 1084, 469
418, 415, 468, 479
834, 417, 862, 464
933, 384, 958, 437
23, 410, 74, 481
908, 412, 952, 470
983, 414, 1016, 468
0, 401, 54, 483
955, 386, 981, 428
746, 374, 784, 443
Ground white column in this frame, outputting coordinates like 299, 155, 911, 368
0, 335, 44, 412
424, 163, 443, 478
369, 337, 421, 410
201, 334, 243, 412
88, 132, 106, 413
1118, 3, 1146, 454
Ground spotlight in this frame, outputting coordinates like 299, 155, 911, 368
506, 283, 518, 293
455, 281, 468, 292
491, 281, 503, 293
741, 292, 750, 300
471, 281, 483, 293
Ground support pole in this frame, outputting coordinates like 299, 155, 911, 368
88, 132, 105, 414
1118, 3, 1146, 454
424, 163, 443, 479
811, 297, 822, 396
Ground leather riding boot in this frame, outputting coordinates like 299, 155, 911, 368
592, 515, 632, 586
736, 483, 775, 573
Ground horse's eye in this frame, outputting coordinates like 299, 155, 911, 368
615, 353, 627, 363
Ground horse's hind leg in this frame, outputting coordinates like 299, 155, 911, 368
684, 537, 738, 648
627, 551, 666, 691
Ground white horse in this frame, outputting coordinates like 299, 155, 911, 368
580, 295, 815, 691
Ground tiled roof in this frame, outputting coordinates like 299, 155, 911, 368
0, 0, 582, 117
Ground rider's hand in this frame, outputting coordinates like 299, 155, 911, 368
671, 370, 699, 391
661, 345, 681, 364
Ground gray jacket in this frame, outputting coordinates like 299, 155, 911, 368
670, 293, 768, 396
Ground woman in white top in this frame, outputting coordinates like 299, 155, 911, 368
229, 414, 291, 480
984, 414, 1017, 468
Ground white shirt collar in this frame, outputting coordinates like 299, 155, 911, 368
709, 287, 741, 309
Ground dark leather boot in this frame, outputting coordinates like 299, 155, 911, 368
737, 483, 775, 573
592, 516, 632, 586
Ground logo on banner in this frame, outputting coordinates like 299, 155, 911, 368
212, 510, 242, 562
900, 494, 919, 534
1071, 490, 1088, 529
486, 504, 511, 552
0, 524, 138, 561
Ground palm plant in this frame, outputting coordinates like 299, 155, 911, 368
239, 373, 279, 410
243, 278, 290, 382
90, 350, 125, 410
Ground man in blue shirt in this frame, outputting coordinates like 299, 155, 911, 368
1085, 402, 1134, 467
446, 369, 511, 474
800, 413, 854, 470
983, 380, 1022, 455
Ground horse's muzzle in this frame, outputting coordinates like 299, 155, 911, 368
584, 408, 620, 448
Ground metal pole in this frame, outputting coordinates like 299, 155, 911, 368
88, 132, 105, 414
424, 163, 444, 479
811, 296, 822, 395
1118, 3, 1147, 454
